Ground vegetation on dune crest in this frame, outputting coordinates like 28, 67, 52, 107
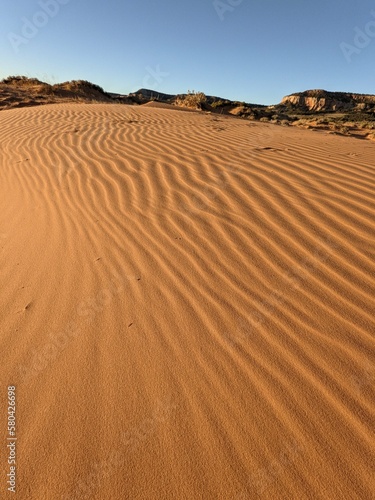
1, 76, 106, 95
176, 90, 207, 109
56, 80, 106, 94
0, 75, 111, 109
1, 76, 46, 86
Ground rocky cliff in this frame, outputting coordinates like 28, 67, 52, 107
281, 90, 375, 112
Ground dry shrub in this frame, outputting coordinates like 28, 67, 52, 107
177, 90, 207, 109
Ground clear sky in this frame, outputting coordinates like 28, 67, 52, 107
1, 0, 374, 104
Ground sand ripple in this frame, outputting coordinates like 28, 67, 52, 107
0, 103, 374, 499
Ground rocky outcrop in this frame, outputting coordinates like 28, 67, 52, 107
281, 90, 375, 112
0, 77, 113, 110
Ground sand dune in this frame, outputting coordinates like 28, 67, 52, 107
0, 103, 374, 499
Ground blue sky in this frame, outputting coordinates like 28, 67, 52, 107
1, 0, 374, 104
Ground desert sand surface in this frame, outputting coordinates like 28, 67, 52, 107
0, 103, 374, 499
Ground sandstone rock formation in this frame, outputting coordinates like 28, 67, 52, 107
281, 89, 375, 112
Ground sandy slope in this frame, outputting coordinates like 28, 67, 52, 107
0, 103, 374, 499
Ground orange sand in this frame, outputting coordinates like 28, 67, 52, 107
0, 103, 374, 499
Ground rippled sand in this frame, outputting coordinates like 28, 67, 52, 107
0, 103, 374, 499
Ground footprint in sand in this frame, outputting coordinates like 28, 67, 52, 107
17, 302, 33, 314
